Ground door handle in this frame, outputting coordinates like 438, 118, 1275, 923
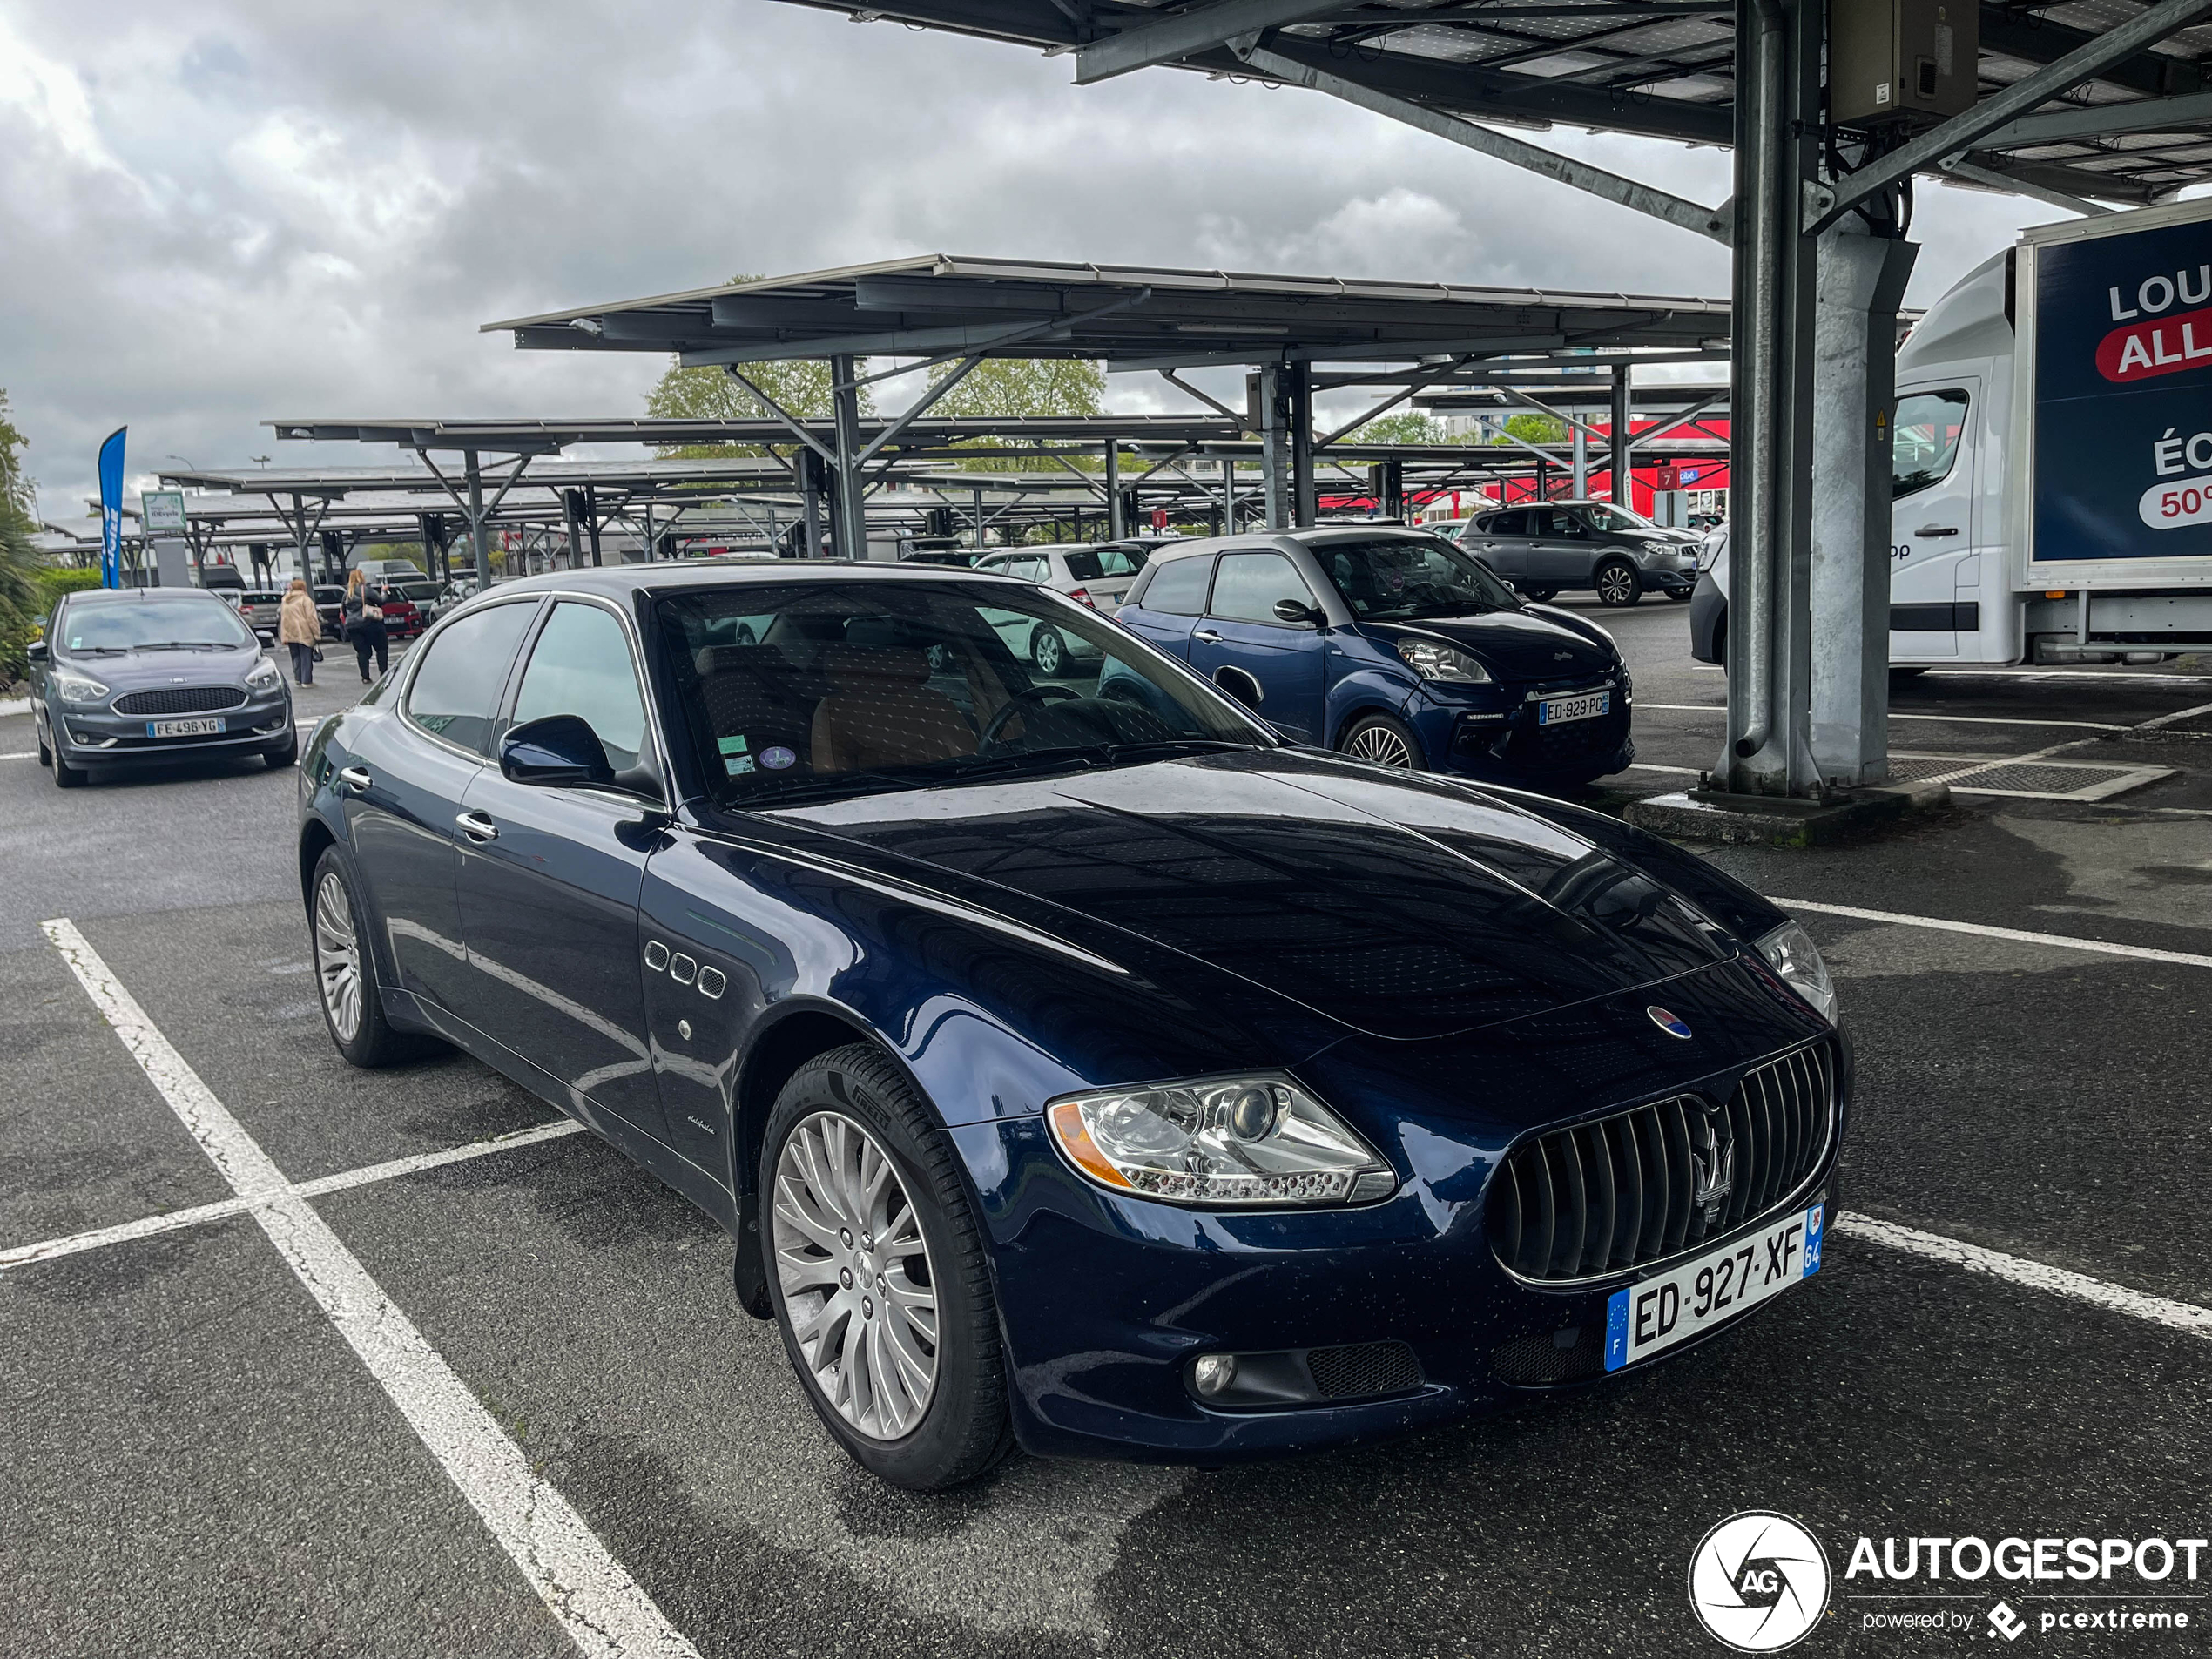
338, 765, 373, 792
455, 811, 498, 843
1915, 526, 1959, 537
1192, 628, 1224, 643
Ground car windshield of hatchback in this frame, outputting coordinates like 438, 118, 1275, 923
1580, 503, 1658, 534
59, 597, 254, 654
658, 580, 1276, 807
1314, 536, 1521, 622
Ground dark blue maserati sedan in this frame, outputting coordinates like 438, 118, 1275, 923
1116, 527, 1633, 786
297, 563, 1845, 1490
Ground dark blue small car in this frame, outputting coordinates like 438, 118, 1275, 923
1116, 527, 1634, 787
30, 587, 295, 787
298, 563, 1844, 1490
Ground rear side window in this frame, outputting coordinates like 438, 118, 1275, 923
1480, 511, 1525, 536
1062, 550, 1103, 582
404, 602, 537, 754
1134, 556, 1211, 616
1208, 551, 1314, 624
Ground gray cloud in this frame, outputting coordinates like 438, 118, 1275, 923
1, 0, 2063, 511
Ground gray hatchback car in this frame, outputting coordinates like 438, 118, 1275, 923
1459, 501, 1699, 606
28, 587, 296, 787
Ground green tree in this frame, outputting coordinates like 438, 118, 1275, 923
0, 388, 31, 517
1345, 410, 1449, 446
1494, 411, 1568, 446
925, 357, 1106, 473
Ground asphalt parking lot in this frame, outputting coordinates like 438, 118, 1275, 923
4, 605, 2210, 1657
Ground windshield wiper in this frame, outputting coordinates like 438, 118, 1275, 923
64, 644, 130, 656
1098, 738, 1260, 763
133, 641, 227, 651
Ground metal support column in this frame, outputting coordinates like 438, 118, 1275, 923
1221, 459, 1236, 535
462, 451, 489, 587
800, 455, 826, 559
562, 489, 584, 569
1722, 0, 1823, 797
1810, 220, 1918, 786
1609, 368, 1635, 505
1258, 364, 1290, 530
1105, 442, 1124, 540
585, 486, 603, 566
830, 354, 867, 560
1287, 362, 1317, 528
1571, 421, 1589, 499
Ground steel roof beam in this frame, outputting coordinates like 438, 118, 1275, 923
1075, 0, 1356, 84
1978, 3, 2206, 100
1237, 43, 1732, 244
1972, 88, 2212, 147
1820, 0, 2212, 227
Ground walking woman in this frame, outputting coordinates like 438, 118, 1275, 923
278, 577, 320, 686
342, 568, 390, 683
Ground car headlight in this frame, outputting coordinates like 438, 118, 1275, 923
1757, 920, 1838, 1023
246, 658, 282, 691
1393, 637, 1491, 684
1046, 1073, 1396, 1208
53, 671, 110, 705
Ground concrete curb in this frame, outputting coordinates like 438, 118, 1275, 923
0, 697, 31, 718
1624, 779, 1950, 846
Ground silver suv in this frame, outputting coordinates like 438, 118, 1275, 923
1459, 501, 1699, 606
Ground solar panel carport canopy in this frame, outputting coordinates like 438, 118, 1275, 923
482, 254, 1731, 369
773, 0, 2212, 204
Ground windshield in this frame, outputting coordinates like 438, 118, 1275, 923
1312, 536, 1521, 622
60, 597, 253, 653
657, 580, 1276, 808
1580, 503, 1656, 533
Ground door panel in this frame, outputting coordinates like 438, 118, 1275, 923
1185, 550, 1327, 741
341, 714, 481, 1010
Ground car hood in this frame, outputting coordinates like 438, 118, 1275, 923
1358, 610, 1617, 681
764, 749, 1737, 1042
56, 643, 264, 686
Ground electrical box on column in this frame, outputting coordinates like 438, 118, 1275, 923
1830, 0, 1977, 125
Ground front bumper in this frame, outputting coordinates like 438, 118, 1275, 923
53, 687, 294, 765
1689, 572, 1726, 663
952, 974, 1846, 1463
1407, 673, 1635, 784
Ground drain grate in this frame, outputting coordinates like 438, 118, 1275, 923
1888, 751, 2176, 801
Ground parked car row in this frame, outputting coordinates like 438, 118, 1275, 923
295, 560, 1845, 1493
1453, 500, 1701, 606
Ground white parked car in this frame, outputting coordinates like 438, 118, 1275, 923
972, 543, 1154, 676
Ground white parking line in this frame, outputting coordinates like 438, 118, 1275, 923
2134, 698, 2212, 732
1770, 897, 2212, 970
40, 919, 699, 1659
1640, 704, 2131, 732
0, 1118, 584, 1271
1838, 1215, 2212, 1341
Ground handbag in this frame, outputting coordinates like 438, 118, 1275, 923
311, 646, 325, 662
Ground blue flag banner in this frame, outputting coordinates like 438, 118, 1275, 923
98, 426, 127, 589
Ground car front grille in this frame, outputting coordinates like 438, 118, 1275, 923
112, 686, 249, 716
1487, 1042, 1836, 1284
1305, 1340, 1424, 1400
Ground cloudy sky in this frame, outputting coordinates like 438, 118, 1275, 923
1, 0, 2066, 516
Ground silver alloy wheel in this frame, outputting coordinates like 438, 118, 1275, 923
314, 871, 364, 1042
1345, 721, 1415, 768
1596, 563, 1637, 604
1032, 626, 1064, 677
772, 1110, 941, 1442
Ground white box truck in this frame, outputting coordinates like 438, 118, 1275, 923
1691, 194, 2212, 666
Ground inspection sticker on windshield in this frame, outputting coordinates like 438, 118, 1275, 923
1604, 1201, 1823, 1371
149, 718, 224, 738
1537, 691, 1609, 726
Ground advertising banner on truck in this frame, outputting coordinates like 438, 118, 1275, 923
2026, 204, 2212, 569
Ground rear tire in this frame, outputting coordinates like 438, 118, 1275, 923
761, 1044, 1015, 1492
1595, 559, 1642, 607
1031, 624, 1069, 678
1339, 711, 1423, 770
1521, 586, 1558, 603
309, 847, 437, 1068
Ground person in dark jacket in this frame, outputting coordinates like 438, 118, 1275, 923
343, 569, 390, 683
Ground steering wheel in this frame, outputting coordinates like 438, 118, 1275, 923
978, 684, 1082, 750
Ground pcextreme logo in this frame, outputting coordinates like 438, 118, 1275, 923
1689, 1512, 1831, 1652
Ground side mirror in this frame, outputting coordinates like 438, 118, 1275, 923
26, 640, 47, 664
500, 714, 615, 789
1213, 665, 1265, 710
1271, 598, 1324, 627
256, 629, 277, 647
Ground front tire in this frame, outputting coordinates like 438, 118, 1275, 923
1665, 587, 1693, 603
1340, 711, 1422, 770
1520, 586, 1558, 603
309, 847, 433, 1067
1595, 558, 1642, 607
266, 731, 300, 769
762, 1044, 1013, 1492
51, 745, 86, 788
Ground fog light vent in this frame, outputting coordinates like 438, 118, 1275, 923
1490, 1327, 1604, 1386
1305, 1339, 1422, 1400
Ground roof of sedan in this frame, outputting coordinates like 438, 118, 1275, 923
480, 559, 1032, 599
1143, 525, 1441, 561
